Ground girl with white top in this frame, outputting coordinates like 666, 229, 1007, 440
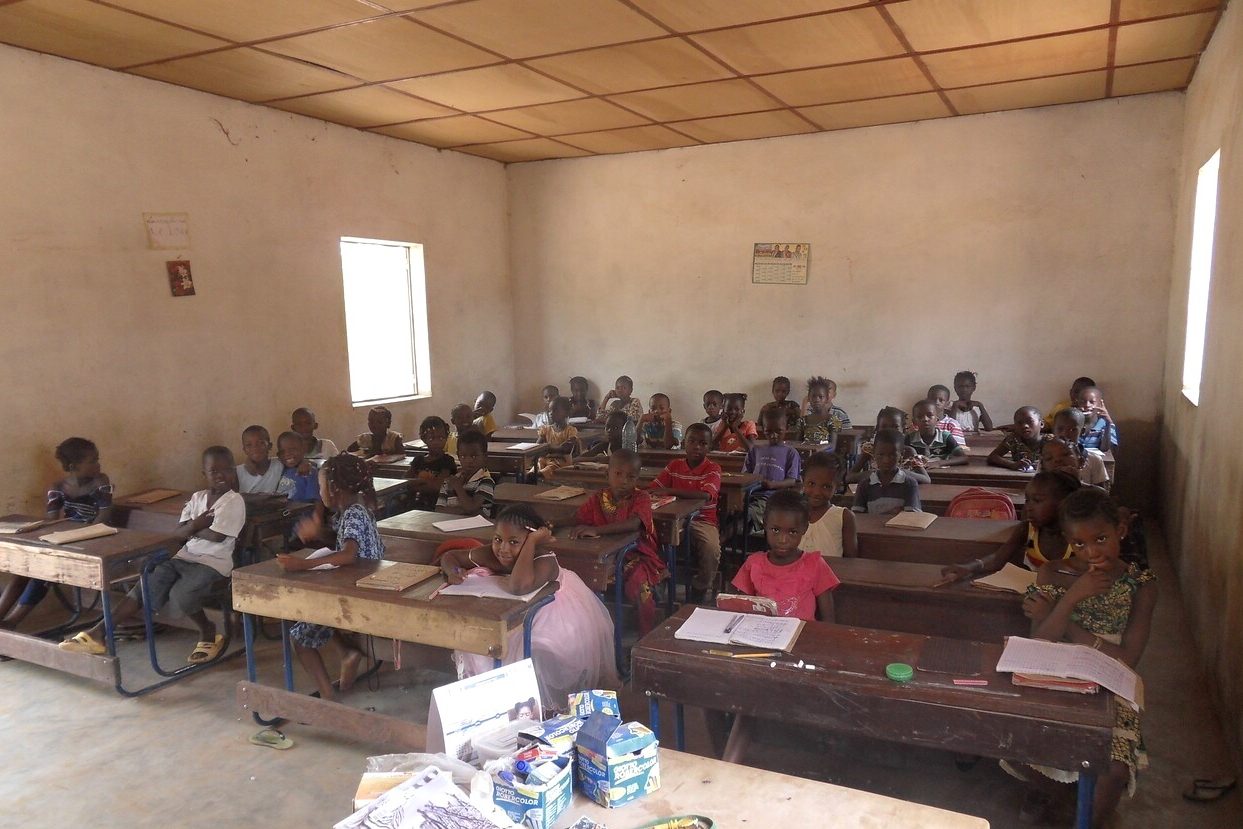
798, 452, 857, 557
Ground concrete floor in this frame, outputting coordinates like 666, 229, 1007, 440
2, 529, 1239, 828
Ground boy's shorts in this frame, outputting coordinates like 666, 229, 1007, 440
127, 558, 222, 617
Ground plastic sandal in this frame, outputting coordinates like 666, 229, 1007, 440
248, 729, 294, 750
58, 631, 106, 655
1183, 778, 1237, 802
187, 633, 224, 664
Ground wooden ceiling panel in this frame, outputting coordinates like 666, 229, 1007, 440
527, 38, 734, 95
673, 110, 818, 143
559, 125, 699, 153
0, 0, 227, 68
923, 30, 1109, 89
272, 85, 454, 127
388, 64, 582, 111
411, 0, 666, 59
629, 0, 862, 31
886, 0, 1112, 52
486, 98, 649, 134
946, 70, 1107, 115
101, 0, 387, 43
606, 78, 781, 121
133, 47, 355, 101
372, 115, 530, 147
798, 91, 952, 130
689, 8, 905, 74
753, 56, 933, 107
262, 16, 495, 82
1114, 11, 1217, 64
1111, 56, 1196, 95
458, 138, 593, 162
1118, 0, 1220, 22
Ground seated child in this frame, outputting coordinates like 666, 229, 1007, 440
702, 389, 724, 426
744, 407, 801, 532
531, 385, 559, 429
583, 409, 629, 457
447, 403, 476, 458
569, 450, 666, 635
277, 431, 321, 502
237, 425, 295, 495
711, 393, 758, 452
437, 430, 495, 518
1074, 385, 1119, 452
277, 454, 383, 701
1051, 408, 1111, 487
473, 391, 498, 436
799, 452, 857, 558
441, 504, 620, 706
568, 376, 597, 420
801, 377, 852, 428
988, 407, 1047, 471
906, 399, 969, 468
926, 385, 967, 443
346, 405, 404, 456
759, 376, 803, 437
948, 371, 994, 433
0, 437, 112, 630
597, 375, 643, 424
650, 422, 721, 603
800, 376, 847, 444
1014, 489, 1155, 826
60, 446, 244, 662
291, 407, 338, 462
408, 416, 457, 510
536, 396, 580, 479
1041, 436, 1110, 491
852, 428, 921, 514
1044, 376, 1096, 431
848, 407, 931, 484
638, 393, 683, 449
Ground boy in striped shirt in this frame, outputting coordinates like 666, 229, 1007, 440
650, 422, 722, 604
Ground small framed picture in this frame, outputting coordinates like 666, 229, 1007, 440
166, 260, 195, 297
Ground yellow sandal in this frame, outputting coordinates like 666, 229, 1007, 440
59, 631, 106, 655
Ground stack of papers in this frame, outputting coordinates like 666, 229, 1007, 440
39, 524, 118, 544
506, 442, 540, 450
674, 607, 804, 651
432, 515, 494, 533
972, 563, 1037, 594
356, 563, 441, 591
885, 511, 937, 530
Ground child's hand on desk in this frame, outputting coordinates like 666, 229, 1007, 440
275, 553, 310, 572
441, 560, 467, 584
938, 563, 972, 584
295, 513, 322, 543
1022, 592, 1054, 622
567, 525, 599, 539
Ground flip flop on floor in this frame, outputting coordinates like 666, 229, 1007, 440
1183, 778, 1237, 802
58, 631, 106, 655
249, 729, 294, 750
187, 634, 225, 664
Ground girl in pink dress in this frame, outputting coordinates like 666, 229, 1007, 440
440, 504, 619, 709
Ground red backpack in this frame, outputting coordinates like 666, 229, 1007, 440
946, 487, 1017, 521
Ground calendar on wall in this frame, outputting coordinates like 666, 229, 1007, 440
752, 242, 809, 284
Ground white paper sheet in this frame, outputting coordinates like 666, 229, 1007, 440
432, 515, 494, 533
996, 636, 1143, 710
334, 766, 516, 829
437, 574, 547, 602
674, 607, 803, 651
505, 442, 540, 450
305, 546, 338, 571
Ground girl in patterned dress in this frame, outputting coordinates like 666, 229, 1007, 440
277, 454, 384, 701
1018, 488, 1157, 827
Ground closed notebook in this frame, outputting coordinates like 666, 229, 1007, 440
355, 563, 441, 592
535, 486, 585, 501
39, 524, 118, 544
972, 563, 1037, 594
885, 510, 937, 530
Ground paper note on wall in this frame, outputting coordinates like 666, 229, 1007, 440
143, 212, 191, 250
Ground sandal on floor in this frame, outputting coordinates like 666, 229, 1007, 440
249, 728, 294, 750
58, 631, 106, 655
1183, 778, 1237, 802
187, 634, 225, 664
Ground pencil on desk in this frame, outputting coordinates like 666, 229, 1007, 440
732, 651, 782, 659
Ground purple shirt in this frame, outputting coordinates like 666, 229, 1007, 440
743, 443, 801, 489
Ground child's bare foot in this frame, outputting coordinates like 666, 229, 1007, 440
338, 648, 364, 693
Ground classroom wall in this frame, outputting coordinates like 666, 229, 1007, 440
506, 93, 1183, 510
1159, 0, 1243, 759
0, 45, 511, 512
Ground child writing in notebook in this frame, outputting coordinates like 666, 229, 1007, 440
408, 416, 457, 511
277, 454, 383, 701
1015, 488, 1156, 827
848, 407, 930, 484
569, 450, 666, 635
0, 437, 112, 630
852, 429, 922, 514
473, 391, 498, 436
650, 422, 721, 604
948, 371, 994, 433
440, 504, 619, 706
438, 430, 496, 518
277, 431, 321, 502
347, 406, 404, 456
925, 385, 966, 444
988, 407, 1046, 472
568, 376, 596, 421
799, 452, 857, 558
638, 393, 683, 449
906, 399, 969, 468
743, 407, 801, 532
702, 389, 724, 427
711, 393, 757, 453
536, 396, 580, 479
291, 407, 339, 462
238, 425, 295, 495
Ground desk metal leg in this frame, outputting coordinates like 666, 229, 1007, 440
100, 589, 118, 659
243, 613, 258, 682
675, 703, 685, 751
1075, 772, 1096, 829
648, 697, 660, 740
281, 620, 294, 691
664, 542, 676, 616
522, 594, 555, 660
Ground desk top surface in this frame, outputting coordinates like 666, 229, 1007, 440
377, 509, 635, 558
0, 518, 178, 564
853, 512, 1020, 544
494, 482, 704, 523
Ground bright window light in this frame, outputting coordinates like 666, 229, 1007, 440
339, 237, 431, 406
1182, 150, 1221, 406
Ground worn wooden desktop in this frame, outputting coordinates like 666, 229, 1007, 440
551, 747, 988, 828
114, 489, 315, 552
831, 557, 1028, 642
399, 440, 552, 482
553, 463, 762, 516
837, 483, 1025, 516
639, 447, 745, 472
372, 476, 409, 517
492, 482, 701, 547
634, 605, 1114, 829
853, 512, 1019, 566
491, 424, 605, 444
930, 451, 1115, 488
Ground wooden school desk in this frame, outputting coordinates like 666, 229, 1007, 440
836, 483, 1026, 516
554, 463, 763, 517
114, 489, 315, 558
635, 606, 1114, 829
639, 447, 745, 473
232, 537, 555, 745
831, 557, 1027, 642
551, 747, 987, 828
854, 512, 1019, 566
491, 423, 605, 444
372, 477, 408, 518
0, 518, 204, 696
401, 441, 552, 483
927, 456, 1038, 490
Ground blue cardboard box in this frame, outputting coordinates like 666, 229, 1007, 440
566, 690, 620, 719
492, 756, 573, 829
574, 713, 661, 808
519, 714, 586, 755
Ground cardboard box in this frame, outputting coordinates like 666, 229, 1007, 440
492, 756, 574, 829
574, 713, 661, 808
519, 714, 587, 755
566, 690, 620, 719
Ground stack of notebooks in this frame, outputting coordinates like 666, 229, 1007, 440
996, 636, 1143, 709
885, 511, 937, 530
971, 563, 1037, 594
355, 563, 441, 592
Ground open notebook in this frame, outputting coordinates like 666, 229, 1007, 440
996, 636, 1143, 710
674, 607, 804, 652
972, 563, 1037, 594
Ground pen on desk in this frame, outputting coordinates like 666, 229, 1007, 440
723, 614, 744, 634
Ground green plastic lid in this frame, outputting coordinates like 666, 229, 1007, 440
885, 662, 914, 683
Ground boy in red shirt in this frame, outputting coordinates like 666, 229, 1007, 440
649, 422, 722, 604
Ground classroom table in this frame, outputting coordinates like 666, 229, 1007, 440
550, 747, 988, 828
831, 557, 1028, 642
371, 477, 409, 518
114, 489, 316, 555
0, 518, 219, 696
928, 452, 1116, 489
639, 447, 746, 472
554, 463, 763, 517
835, 483, 1025, 516
634, 605, 1115, 829
396, 441, 552, 483
232, 538, 555, 743
490, 423, 605, 444
854, 512, 1020, 566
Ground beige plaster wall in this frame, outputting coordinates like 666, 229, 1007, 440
1159, 0, 1243, 755
507, 93, 1183, 509
0, 45, 510, 511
